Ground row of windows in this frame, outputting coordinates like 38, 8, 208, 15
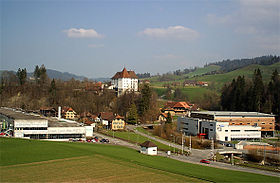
113, 125, 123, 129
231, 122, 273, 125
15, 127, 47, 130
113, 122, 123, 125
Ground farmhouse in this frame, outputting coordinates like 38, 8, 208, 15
140, 141, 157, 155
111, 67, 138, 96
0, 107, 87, 141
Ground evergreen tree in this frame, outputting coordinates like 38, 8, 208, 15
34, 65, 40, 83
270, 69, 280, 116
138, 84, 152, 117
252, 69, 264, 112
127, 103, 138, 124
16, 68, 27, 86
39, 64, 47, 85
49, 79, 57, 105
166, 112, 172, 124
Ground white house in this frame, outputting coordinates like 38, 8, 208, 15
111, 67, 138, 96
140, 141, 157, 155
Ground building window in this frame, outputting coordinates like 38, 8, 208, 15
247, 123, 250, 125
210, 129, 213, 131
231, 130, 240, 132
210, 124, 213, 126
225, 130, 228, 132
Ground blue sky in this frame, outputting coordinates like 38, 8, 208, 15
1, 0, 279, 78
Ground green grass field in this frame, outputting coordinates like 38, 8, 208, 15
186, 62, 280, 89
1, 138, 279, 182
103, 130, 175, 152
152, 86, 211, 102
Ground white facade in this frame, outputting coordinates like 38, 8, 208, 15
112, 78, 138, 96
140, 146, 157, 155
178, 117, 261, 141
14, 119, 48, 138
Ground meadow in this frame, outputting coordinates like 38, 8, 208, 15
1, 138, 279, 182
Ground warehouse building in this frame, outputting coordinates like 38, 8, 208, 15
178, 117, 261, 141
190, 111, 275, 136
0, 107, 88, 141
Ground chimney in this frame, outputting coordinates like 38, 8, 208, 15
58, 106, 61, 119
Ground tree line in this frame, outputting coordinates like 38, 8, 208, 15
221, 69, 280, 117
209, 55, 279, 72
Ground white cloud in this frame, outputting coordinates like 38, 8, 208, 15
64, 28, 104, 38
140, 26, 199, 40
88, 44, 104, 48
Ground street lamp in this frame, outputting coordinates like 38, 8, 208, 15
170, 134, 175, 153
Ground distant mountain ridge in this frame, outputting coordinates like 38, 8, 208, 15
45, 69, 87, 81
0, 69, 110, 82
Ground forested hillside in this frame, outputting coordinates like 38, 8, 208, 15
209, 55, 279, 72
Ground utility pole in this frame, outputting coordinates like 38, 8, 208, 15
211, 138, 215, 161
189, 135, 192, 152
263, 145, 266, 165
181, 131, 184, 154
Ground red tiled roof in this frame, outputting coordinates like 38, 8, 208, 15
112, 68, 138, 79
115, 115, 124, 119
173, 102, 190, 109
160, 113, 168, 118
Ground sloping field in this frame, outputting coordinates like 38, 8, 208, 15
193, 62, 280, 88
0, 138, 279, 182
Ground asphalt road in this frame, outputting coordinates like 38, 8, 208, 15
94, 129, 280, 178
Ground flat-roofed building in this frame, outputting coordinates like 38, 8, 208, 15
178, 117, 261, 141
190, 111, 275, 136
0, 107, 86, 141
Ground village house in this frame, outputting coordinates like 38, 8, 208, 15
80, 112, 100, 127
99, 112, 125, 130
84, 81, 104, 94
40, 107, 57, 117
62, 107, 77, 120
162, 101, 198, 116
111, 67, 138, 96
183, 80, 208, 87
99, 112, 115, 128
158, 113, 168, 122
111, 115, 125, 130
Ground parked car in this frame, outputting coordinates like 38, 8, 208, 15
100, 138, 109, 143
200, 159, 210, 164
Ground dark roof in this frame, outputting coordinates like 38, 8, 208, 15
0, 107, 46, 120
99, 112, 115, 121
112, 67, 138, 79
140, 141, 157, 147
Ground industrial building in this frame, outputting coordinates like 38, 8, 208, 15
178, 117, 262, 141
190, 111, 275, 136
0, 107, 91, 141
